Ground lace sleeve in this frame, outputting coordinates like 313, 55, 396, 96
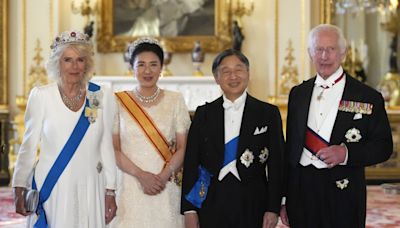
113, 96, 121, 135
175, 92, 191, 134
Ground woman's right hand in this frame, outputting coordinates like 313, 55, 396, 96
136, 171, 165, 195
13, 187, 31, 216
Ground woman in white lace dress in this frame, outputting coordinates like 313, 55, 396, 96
111, 38, 191, 227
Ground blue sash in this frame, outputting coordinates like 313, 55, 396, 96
222, 136, 239, 166
185, 166, 212, 208
32, 82, 100, 228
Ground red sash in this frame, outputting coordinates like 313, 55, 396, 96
304, 126, 329, 156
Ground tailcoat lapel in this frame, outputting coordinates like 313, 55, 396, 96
207, 97, 226, 168
330, 75, 361, 144
295, 79, 315, 146
237, 95, 256, 159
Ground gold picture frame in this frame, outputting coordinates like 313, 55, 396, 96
0, 0, 7, 109
97, 0, 232, 53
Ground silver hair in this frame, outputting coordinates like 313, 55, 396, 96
45, 43, 94, 84
308, 24, 347, 55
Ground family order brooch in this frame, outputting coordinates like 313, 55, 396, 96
85, 90, 103, 124
345, 128, 362, 142
240, 149, 254, 168
259, 147, 269, 164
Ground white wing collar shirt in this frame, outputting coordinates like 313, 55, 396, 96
300, 67, 346, 168
218, 91, 247, 181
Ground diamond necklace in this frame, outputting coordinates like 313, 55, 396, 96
134, 87, 160, 103
59, 85, 84, 110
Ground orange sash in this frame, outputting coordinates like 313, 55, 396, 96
115, 91, 172, 162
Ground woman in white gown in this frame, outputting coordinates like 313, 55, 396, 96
111, 38, 191, 227
12, 30, 117, 228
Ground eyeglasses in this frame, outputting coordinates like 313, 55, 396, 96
313, 47, 338, 56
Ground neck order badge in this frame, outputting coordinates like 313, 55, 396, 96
317, 73, 345, 101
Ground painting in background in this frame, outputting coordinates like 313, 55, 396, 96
113, 0, 215, 37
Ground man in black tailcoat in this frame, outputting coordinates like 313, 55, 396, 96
181, 49, 284, 228
280, 24, 393, 228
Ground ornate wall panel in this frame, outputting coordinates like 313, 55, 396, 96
0, 0, 7, 109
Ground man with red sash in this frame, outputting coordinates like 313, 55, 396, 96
181, 49, 284, 228
280, 24, 393, 228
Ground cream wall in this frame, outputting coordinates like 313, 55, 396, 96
8, 0, 316, 116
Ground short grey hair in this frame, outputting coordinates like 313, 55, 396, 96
308, 24, 347, 55
45, 43, 94, 84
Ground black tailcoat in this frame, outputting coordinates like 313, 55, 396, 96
181, 94, 284, 228
284, 75, 393, 228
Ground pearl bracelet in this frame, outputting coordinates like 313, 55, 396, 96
166, 162, 175, 175
105, 191, 116, 197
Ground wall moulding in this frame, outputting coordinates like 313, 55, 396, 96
0, 0, 8, 110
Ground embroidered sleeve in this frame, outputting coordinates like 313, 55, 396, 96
112, 95, 121, 135
175, 92, 191, 134
100, 86, 117, 189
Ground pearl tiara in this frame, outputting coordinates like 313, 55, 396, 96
50, 30, 91, 50
126, 37, 161, 62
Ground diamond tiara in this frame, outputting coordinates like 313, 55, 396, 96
50, 30, 91, 50
126, 37, 161, 62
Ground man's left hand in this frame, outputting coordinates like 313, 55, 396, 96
262, 211, 278, 228
316, 144, 347, 168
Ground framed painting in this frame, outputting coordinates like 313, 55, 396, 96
97, 0, 233, 53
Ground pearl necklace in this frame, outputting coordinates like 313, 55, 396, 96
59, 85, 84, 110
134, 87, 160, 103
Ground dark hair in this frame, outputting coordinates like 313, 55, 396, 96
212, 49, 250, 75
129, 43, 164, 66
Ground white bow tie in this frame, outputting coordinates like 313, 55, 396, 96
223, 100, 242, 110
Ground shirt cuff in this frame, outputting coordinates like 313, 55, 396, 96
281, 197, 286, 205
339, 143, 348, 165
184, 210, 197, 214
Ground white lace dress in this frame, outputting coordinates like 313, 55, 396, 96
111, 90, 191, 228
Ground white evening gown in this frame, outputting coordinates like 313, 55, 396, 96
111, 90, 191, 228
12, 82, 117, 228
